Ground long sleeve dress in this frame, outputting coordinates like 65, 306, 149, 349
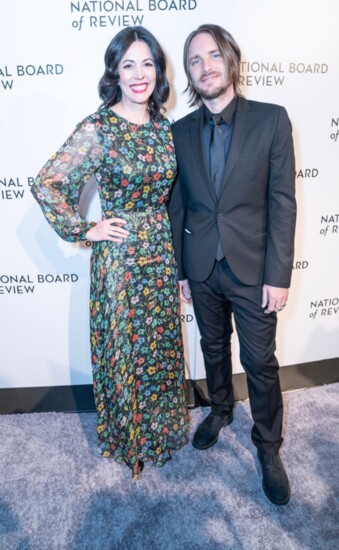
31, 108, 190, 473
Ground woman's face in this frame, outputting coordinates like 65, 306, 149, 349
118, 40, 156, 108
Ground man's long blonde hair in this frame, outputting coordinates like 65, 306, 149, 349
183, 24, 242, 107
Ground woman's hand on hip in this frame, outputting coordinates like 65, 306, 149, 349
86, 217, 129, 243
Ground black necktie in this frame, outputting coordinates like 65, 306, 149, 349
210, 114, 225, 261
210, 114, 225, 198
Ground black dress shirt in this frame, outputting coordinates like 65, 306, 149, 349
202, 96, 237, 260
203, 96, 238, 176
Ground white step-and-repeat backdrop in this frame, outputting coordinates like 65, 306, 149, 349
1, 0, 338, 388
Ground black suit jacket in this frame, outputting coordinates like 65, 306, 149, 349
169, 97, 296, 287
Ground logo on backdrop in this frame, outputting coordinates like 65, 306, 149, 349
309, 297, 339, 319
0, 273, 79, 295
295, 168, 319, 180
292, 260, 309, 270
319, 214, 339, 237
0, 65, 63, 91
330, 117, 339, 142
0, 177, 34, 200
239, 61, 328, 88
70, 0, 198, 30
180, 314, 194, 323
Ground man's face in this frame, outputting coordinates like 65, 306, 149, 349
187, 32, 231, 101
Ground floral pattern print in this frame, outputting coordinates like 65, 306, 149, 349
32, 109, 190, 473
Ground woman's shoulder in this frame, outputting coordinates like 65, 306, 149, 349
73, 108, 116, 137
152, 112, 172, 129
70, 110, 104, 131
83, 107, 111, 124
81, 108, 172, 132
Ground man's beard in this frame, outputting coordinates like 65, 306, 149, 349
196, 79, 230, 101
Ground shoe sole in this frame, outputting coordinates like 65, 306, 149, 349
192, 414, 234, 450
262, 480, 291, 505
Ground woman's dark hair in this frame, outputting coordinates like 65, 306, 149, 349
183, 24, 242, 107
98, 26, 170, 117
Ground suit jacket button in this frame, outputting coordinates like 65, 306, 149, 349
217, 213, 224, 218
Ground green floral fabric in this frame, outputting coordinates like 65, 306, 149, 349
32, 109, 190, 472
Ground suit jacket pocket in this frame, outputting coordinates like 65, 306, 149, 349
250, 228, 267, 239
240, 153, 269, 163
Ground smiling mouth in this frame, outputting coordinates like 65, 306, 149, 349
130, 83, 149, 94
200, 73, 219, 84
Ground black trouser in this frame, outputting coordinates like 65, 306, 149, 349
189, 258, 283, 455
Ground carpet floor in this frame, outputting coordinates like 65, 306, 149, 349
0, 383, 338, 550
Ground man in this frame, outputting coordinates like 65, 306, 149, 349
169, 24, 296, 505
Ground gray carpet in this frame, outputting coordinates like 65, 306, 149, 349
0, 383, 338, 550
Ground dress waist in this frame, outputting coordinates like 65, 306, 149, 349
107, 206, 167, 215
103, 206, 168, 223
100, 207, 169, 236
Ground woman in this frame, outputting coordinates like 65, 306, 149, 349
31, 26, 189, 479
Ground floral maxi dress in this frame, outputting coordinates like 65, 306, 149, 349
31, 109, 190, 472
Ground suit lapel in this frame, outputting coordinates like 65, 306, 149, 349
189, 108, 216, 201
183, 99, 250, 200
219, 97, 250, 196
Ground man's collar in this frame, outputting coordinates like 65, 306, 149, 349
204, 96, 238, 124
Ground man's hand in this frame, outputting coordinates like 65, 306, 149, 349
179, 279, 192, 304
262, 284, 289, 314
